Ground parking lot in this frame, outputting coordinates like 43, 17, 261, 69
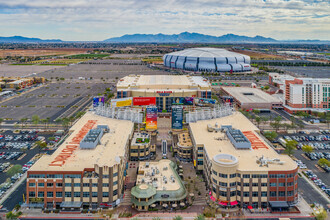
0, 130, 59, 207
0, 82, 111, 121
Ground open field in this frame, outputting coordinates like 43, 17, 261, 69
0, 48, 90, 58
232, 49, 285, 60
0, 82, 111, 121
0, 64, 66, 77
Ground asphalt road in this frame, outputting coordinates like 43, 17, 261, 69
298, 176, 329, 208
2, 181, 26, 210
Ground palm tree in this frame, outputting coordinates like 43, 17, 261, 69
255, 117, 261, 128
61, 118, 70, 130
20, 118, 28, 129
31, 115, 40, 126
35, 141, 47, 154
0, 118, 4, 129
195, 215, 205, 220
173, 216, 183, 220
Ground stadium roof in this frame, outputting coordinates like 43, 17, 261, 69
167, 48, 249, 58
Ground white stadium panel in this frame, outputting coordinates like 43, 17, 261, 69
242, 64, 251, 71
198, 57, 216, 71
227, 57, 236, 64
170, 56, 178, 68
215, 57, 227, 64
176, 56, 186, 69
244, 56, 251, 64
217, 64, 232, 72
185, 57, 198, 70
236, 56, 245, 63
232, 64, 243, 72
164, 55, 171, 66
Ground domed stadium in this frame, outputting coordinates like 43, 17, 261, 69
163, 48, 251, 72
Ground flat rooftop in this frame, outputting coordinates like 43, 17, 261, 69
136, 160, 180, 191
178, 133, 192, 148
30, 112, 134, 172
189, 111, 297, 172
222, 87, 281, 104
132, 132, 150, 146
117, 75, 211, 90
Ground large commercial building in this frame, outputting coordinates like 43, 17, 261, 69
117, 75, 212, 111
163, 48, 251, 72
189, 112, 298, 210
269, 73, 330, 113
26, 112, 134, 210
221, 87, 282, 109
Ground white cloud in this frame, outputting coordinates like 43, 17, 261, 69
0, 0, 329, 40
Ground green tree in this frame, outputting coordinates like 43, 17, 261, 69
48, 137, 55, 142
255, 117, 261, 128
302, 145, 314, 154
7, 164, 22, 177
263, 131, 278, 141
173, 216, 183, 220
318, 158, 330, 167
316, 209, 328, 220
284, 140, 298, 156
195, 215, 205, 220
75, 111, 86, 119
20, 118, 28, 129
61, 117, 70, 130
35, 141, 47, 153
0, 118, 3, 128
31, 115, 40, 125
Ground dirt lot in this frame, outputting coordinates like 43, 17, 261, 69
0, 48, 89, 58
0, 63, 66, 77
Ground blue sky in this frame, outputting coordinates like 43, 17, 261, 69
0, 0, 329, 41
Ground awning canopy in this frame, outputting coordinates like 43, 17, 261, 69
60, 201, 83, 208
269, 201, 289, 208
230, 201, 238, 206
219, 201, 228, 206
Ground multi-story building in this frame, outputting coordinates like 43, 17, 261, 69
116, 75, 212, 112
189, 112, 298, 210
130, 132, 155, 161
175, 133, 193, 162
26, 112, 134, 210
269, 73, 330, 113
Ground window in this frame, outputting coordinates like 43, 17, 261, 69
65, 192, 71, 197
278, 191, 285, 197
38, 192, 44, 197
92, 183, 98, 187
212, 186, 216, 193
278, 182, 285, 187
64, 174, 81, 178
29, 183, 35, 187
74, 183, 80, 187
237, 190, 241, 196
261, 192, 267, 197
287, 173, 294, 178
230, 182, 236, 187
261, 183, 267, 187
270, 191, 276, 197
220, 191, 227, 197
56, 192, 62, 197
38, 183, 44, 187
270, 183, 276, 187
74, 192, 80, 197
113, 189, 118, 196
83, 183, 89, 187
260, 174, 268, 178
220, 182, 227, 187
83, 192, 89, 197
92, 192, 98, 197
219, 173, 228, 178
65, 183, 71, 187
47, 183, 53, 187
47, 174, 63, 178
103, 192, 109, 197
197, 161, 203, 165
243, 174, 250, 178
103, 183, 109, 187
278, 174, 285, 178
287, 182, 294, 186
269, 174, 277, 178
230, 173, 236, 178
113, 173, 118, 177
103, 175, 109, 178
47, 192, 53, 197
287, 191, 293, 196
197, 147, 203, 151
197, 154, 203, 157
29, 191, 35, 197
237, 182, 241, 186
252, 174, 259, 178
252, 183, 258, 187
212, 178, 217, 184
237, 173, 241, 178
29, 174, 45, 178
252, 192, 258, 197
56, 183, 62, 187
243, 192, 249, 197
113, 181, 118, 186
212, 170, 218, 175
243, 183, 249, 187
230, 191, 236, 197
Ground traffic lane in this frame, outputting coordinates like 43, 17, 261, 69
2, 181, 26, 210
294, 150, 330, 186
298, 177, 329, 208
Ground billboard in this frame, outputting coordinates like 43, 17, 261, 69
172, 97, 194, 105
172, 105, 183, 129
195, 98, 217, 106
146, 106, 157, 130
133, 97, 156, 106
111, 97, 132, 107
93, 96, 105, 107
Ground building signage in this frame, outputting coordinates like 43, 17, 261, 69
172, 97, 194, 105
133, 97, 156, 106
111, 97, 132, 107
156, 91, 172, 94
93, 96, 105, 107
172, 106, 183, 129
49, 120, 97, 166
146, 106, 157, 130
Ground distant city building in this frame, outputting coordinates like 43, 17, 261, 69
269, 73, 330, 113
163, 48, 251, 72
189, 112, 298, 210
221, 87, 282, 110
116, 75, 212, 112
